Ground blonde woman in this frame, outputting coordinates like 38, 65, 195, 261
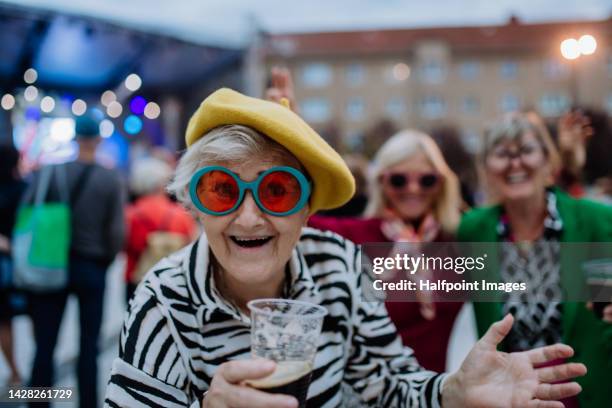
310, 129, 463, 372
459, 112, 612, 407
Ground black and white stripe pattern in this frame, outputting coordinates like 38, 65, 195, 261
105, 227, 445, 407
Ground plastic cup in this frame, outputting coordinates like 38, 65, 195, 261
246, 299, 327, 407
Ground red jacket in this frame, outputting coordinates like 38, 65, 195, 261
308, 215, 462, 372
124, 195, 197, 282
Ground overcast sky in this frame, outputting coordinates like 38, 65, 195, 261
5, 0, 612, 47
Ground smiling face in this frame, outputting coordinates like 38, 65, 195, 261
197, 154, 309, 292
485, 131, 550, 202
381, 150, 441, 222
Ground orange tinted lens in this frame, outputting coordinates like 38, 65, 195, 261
258, 171, 301, 213
197, 170, 239, 213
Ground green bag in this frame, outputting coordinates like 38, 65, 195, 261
13, 165, 71, 292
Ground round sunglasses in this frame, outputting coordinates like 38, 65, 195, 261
189, 166, 311, 216
381, 172, 440, 190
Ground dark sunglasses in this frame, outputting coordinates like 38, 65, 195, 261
189, 166, 311, 216
381, 172, 440, 190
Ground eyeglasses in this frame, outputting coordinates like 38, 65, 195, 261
486, 143, 543, 170
381, 172, 440, 190
189, 166, 311, 216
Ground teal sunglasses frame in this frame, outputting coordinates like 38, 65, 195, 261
189, 165, 311, 216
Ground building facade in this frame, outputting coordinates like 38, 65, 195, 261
264, 17, 612, 153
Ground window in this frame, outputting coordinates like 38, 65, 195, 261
301, 63, 332, 88
420, 95, 446, 119
420, 60, 446, 83
538, 93, 570, 117
462, 96, 480, 114
345, 63, 365, 86
499, 93, 520, 113
543, 59, 569, 79
459, 61, 480, 80
462, 129, 481, 154
385, 97, 406, 118
500, 61, 518, 80
299, 98, 331, 123
346, 98, 365, 121
345, 131, 364, 150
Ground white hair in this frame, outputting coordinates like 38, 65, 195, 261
167, 125, 302, 210
130, 157, 173, 196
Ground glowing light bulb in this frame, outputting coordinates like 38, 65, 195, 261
144, 102, 161, 119
125, 74, 142, 91
72, 99, 87, 116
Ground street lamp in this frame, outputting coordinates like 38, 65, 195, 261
560, 34, 597, 105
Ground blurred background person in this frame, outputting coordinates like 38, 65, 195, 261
311, 130, 464, 372
27, 113, 125, 408
0, 144, 27, 388
459, 111, 612, 408
430, 125, 479, 208
124, 156, 197, 303
317, 153, 369, 217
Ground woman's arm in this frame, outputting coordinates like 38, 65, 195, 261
105, 290, 192, 407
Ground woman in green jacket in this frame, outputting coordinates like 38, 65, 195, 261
459, 112, 612, 408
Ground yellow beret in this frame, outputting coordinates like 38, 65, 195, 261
185, 88, 355, 213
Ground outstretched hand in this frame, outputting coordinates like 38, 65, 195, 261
266, 67, 297, 112
442, 314, 587, 408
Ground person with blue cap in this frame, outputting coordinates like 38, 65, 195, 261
27, 111, 126, 408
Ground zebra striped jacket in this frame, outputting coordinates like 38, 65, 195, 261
104, 227, 446, 407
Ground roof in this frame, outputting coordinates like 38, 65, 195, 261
265, 17, 612, 57
0, 3, 243, 94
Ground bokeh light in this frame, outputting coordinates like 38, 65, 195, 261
100, 119, 115, 138
1, 94, 15, 110
125, 74, 142, 91
123, 115, 142, 134
25, 106, 40, 121
24, 85, 38, 102
107, 101, 123, 118
130, 96, 147, 115
101, 90, 117, 106
24, 68, 38, 84
560, 38, 580, 60
393, 63, 410, 81
72, 99, 87, 116
144, 102, 161, 119
40, 96, 56, 113
49, 118, 76, 143
578, 34, 597, 55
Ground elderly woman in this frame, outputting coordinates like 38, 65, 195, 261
105, 89, 585, 408
309, 130, 463, 372
459, 112, 612, 408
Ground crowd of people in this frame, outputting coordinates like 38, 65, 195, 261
0, 66, 610, 407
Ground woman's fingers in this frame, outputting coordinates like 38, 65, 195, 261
525, 343, 574, 365
534, 382, 582, 401
480, 313, 513, 348
219, 359, 276, 384
603, 304, 612, 323
226, 384, 298, 408
526, 400, 564, 408
536, 362, 587, 383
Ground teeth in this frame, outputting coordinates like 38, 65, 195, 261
507, 173, 528, 183
233, 236, 271, 241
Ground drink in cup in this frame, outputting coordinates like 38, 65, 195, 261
582, 259, 612, 319
246, 299, 327, 408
